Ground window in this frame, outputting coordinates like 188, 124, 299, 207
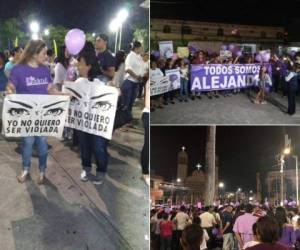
217, 28, 224, 36
182, 25, 192, 35
163, 25, 171, 33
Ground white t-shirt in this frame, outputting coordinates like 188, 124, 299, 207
150, 68, 164, 79
200, 229, 209, 250
200, 212, 216, 228
53, 63, 67, 84
124, 51, 143, 83
175, 212, 189, 230
112, 63, 125, 88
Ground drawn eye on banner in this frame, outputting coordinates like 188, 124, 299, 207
150, 76, 170, 96
63, 78, 119, 140
2, 94, 70, 137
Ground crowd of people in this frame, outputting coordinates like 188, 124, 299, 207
0, 33, 149, 186
150, 49, 300, 116
151, 203, 300, 250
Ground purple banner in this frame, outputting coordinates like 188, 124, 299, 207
191, 64, 271, 92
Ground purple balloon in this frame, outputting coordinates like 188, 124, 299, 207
228, 44, 235, 51
290, 50, 296, 57
221, 45, 227, 51
262, 53, 270, 62
188, 46, 197, 54
169, 74, 178, 82
65, 29, 86, 55
183, 58, 189, 64
255, 54, 262, 62
236, 51, 242, 57
151, 50, 160, 58
207, 48, 213, 55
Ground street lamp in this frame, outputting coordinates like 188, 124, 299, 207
30, 21, 40, 33
177, 178, 181, 183
44, 29, 50, 36
92, 33, 96, 37
218, 182, 224, 188
283, 147, 291, 155
116, 8, 129, 50
31, 33, 39, 41
109, 18, 122, 54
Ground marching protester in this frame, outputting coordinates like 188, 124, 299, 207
95, 33, 115, 82
112, 50, 126, 88
254, 66, 272, 104
0, 52, 7, 91
150, 59, 164, 111
74, 41, 111, 185
53, 45, 71, 91
285, 61, 298, 115
6, 40, 63, 185
180, 224, 204, 250
4, 46, 22, 77
120, 41, 144, 124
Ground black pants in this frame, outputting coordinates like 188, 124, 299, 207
141, 112, 149, 175
175, 230, 183, 250
273, 74, 280, 92
203, 227, 213, 250
288, 83, 297, 115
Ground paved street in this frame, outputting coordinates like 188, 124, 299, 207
0, 101, 149, 250
151, 91, 300, 125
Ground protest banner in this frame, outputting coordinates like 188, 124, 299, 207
159, 41, 174, 58
2, 94, 70, 137
190, 64, 266, 92
150, 76, 170, 96
177, 47, 189, 58
64, 78, 119, 140
165, 69, 181, 90
220, 50, 232, 60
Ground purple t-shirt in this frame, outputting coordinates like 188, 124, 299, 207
9, 64, 52, 94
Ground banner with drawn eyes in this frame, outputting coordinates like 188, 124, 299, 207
63, 79, 119, 140
2, 94, 70, 137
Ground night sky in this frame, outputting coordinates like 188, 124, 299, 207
151, 0, 300, 32
151, 126, 300, 193
0, 0, 148, 39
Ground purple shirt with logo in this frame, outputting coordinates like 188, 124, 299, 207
9, 64, 52, 94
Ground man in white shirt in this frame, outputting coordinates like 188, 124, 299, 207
175, 206, 189, 248
121, 41, 144, 120
199, 206, 217, 250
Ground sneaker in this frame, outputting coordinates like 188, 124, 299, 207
261, 101, 267, 104
184, 99, 188, 102
93, 172, 105, 185
80, 170, 89, 182
37, 174, 46, 185
17, 170, 29, 184
170, 101, 175, 104
196, 95, 202, 100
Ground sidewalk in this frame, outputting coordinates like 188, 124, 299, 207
151, 91, 300, 125
0, 100, 149, 250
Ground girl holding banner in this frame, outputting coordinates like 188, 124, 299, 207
75, 42, 111, 185
254, 66, 272, 104
6, 40, 63, 185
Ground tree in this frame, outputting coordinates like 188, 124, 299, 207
0, 18, 26, 50
43, 25, 68, 49
133, 25, 149, 51
205, 126, 216, 205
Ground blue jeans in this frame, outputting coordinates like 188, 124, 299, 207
121, 79, 139, 112
180, 78, 188, 100
22, 136, 48, 173
77, 131, 108, 173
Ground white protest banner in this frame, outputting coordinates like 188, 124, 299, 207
64, 78, 119, 140
165, 69, 181, 90
150, 76, 170, 96
220, 50, 232, 60
2, 94, 70, 137
159, 41, 174, 58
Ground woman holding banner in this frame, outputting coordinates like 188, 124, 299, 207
254, 66, 272, 104
6, 40, 62, 185
75, 42, 111, 185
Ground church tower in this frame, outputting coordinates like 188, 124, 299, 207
177, 146, 188, 182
